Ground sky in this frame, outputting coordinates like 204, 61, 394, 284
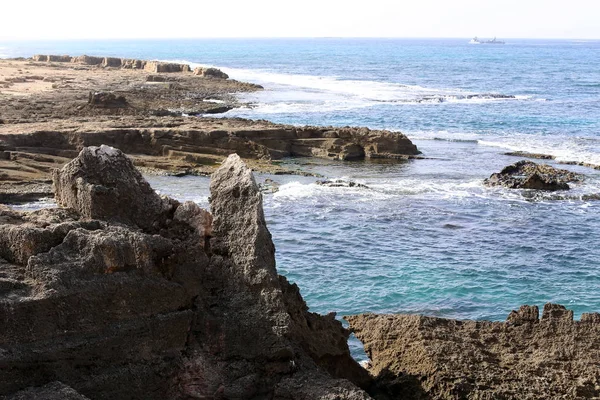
1, 0, 599, 40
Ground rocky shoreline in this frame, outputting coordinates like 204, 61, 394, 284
0, 56, 420, 203
347, 304, 600, 399
0, 147, 372, 399
2, 54, 600, 399
3, 146, 599, 399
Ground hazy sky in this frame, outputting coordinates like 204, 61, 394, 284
2, 0, 599, 40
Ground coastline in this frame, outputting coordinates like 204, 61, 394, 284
0, 56, 419, 203
1, 52, 600, 399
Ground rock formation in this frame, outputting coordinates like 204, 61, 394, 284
144, 61, 191, 73
0, 147, 370, 399
72, 55, 104, 65
0, 118, 420, 192
347, 304, 600, 399
316, 179, 369, 189
194, 66, 230, 79
87, 91, 128, 108
484, 160, 583, 190
31, 54, 200, 75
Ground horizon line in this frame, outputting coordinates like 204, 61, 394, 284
1, 36, 599, 42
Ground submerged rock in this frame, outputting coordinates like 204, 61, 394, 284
316, 179, 369, 189
1, 148, 369, 399
347, 303, 600, 399
259, 178, 280, 193
484, 160, 582, 190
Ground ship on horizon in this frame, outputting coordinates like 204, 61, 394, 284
469, 36, 505, 44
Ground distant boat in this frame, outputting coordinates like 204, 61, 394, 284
469, 36, 505, 45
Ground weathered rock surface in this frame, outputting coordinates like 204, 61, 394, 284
484, 160, 583, 190
347, 304, 600, 400
0, 57, 418, 198
87, 91, 128, 108
0, 117, 420, 196
194, 66, 230, 79
52, 145, 177, 231
0, 148, 370, 399
144, 61, 190, 73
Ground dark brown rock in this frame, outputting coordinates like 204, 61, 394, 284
1, 148, 370, 399
316, 179, 369, 189
52, 145, 177, 232
3, 381, 90, 400
193, 66, 229, 79
87, 91, 128, 108
506, 304, 539, 325
347, 304, 600, 399
484, 160, 583, 190
541, 302, 574, 321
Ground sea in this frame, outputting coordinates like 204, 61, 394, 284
2, 38, 600, 358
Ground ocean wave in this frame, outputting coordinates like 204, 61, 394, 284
405, 130, 482, 142
407, 130, 600, 167
226, 67, 529, 105
160, 58, 534, 114
478, 137, 600, 166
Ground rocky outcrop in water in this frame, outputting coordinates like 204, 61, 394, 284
347, 304, 600, 399
0, 147, 370, 399
316, 179, 369, 189
484, 160, 583, 190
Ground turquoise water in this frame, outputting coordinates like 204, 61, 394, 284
3, 39, 600, 336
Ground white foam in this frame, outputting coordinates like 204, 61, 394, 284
477, 137, 600, 165
158, 58, 533, 115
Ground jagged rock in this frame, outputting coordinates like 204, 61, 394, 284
173, 200, 212, 238
506, 304, 539, 325
209, 153, 291, 352
541, 302, 574, 321
86, 91, 128, 108
1, 148, 370, 399
316, 179, 369, 189
0, 206, 100, 265
52, 145, 176, 232
484, 160, 582, 190
347, 303, 600, 399
193, 67, 229, 79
